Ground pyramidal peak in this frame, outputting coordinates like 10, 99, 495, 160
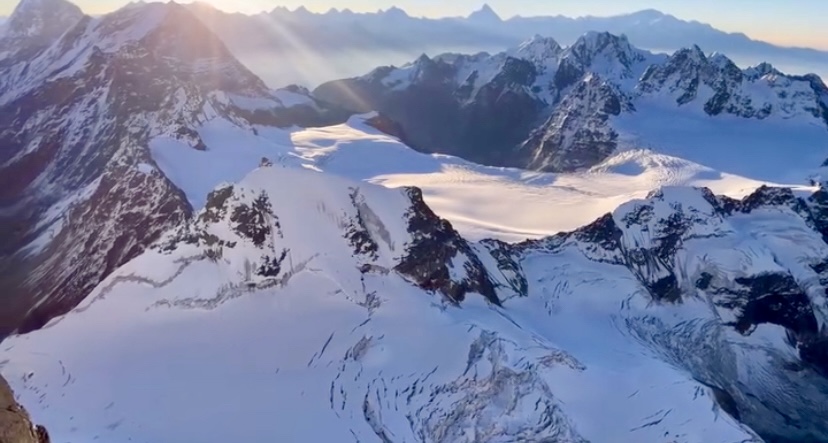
468, 3, 501, 22
513, 34, 563, 63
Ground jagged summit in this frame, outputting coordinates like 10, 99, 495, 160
743, 61, 782, 79
565, 31, 646, 74
513, 34, 563, 63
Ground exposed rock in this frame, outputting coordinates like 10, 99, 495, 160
477, 239, 528, 298
0, 375, 49, 443
230, 193, 277, 247
521, 74, 632, 171
363, 113, 410, 144
395, 187, 500, 305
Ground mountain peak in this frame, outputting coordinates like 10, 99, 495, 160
382, 6, 409, 19
744, 61, 782, 79
574, 31, 631, 48
568, 31, 638, 67
515, 34, 563, 62
673, 44, 708, 64
468, 3, 501, 22
4, 0, 83, 44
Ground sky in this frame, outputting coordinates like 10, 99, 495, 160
1, 0, 826, 50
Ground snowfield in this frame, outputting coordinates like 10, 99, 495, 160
614, 95, 828, 184
151, 114, 805, 242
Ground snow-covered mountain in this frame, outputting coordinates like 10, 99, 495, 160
2, 1, 828, 442
0, 0, 83, 58
0, 0, 347, 337
316, 33, 828, 182
5, 162, 828, 442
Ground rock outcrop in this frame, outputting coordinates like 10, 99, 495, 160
0, 375, 48, 443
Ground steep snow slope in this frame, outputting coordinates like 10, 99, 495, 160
149, 113, 800, 242
615, 97, 828, 183
507, 185, 828, 442
1, 165, 761, 443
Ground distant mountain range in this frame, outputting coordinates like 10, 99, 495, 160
2, 4, 827, 87
174, 3, 828, 88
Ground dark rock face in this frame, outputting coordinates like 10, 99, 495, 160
363, 113, 411, 144
553, 59, 585, 91
520, 75, 630, 172
257, 250, 288, 278
314, 55, 546, 168
395, 187, 500, 305
731, 273, 816, 336
344, 188, 382, 260
5, 161, 192, 336
200, 186, 235, 224
807, 186, 828, 243
710, 272, 825, 371
230, 193, 278, 248
315, 65, 463, 155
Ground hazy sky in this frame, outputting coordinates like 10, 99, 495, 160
1, 0, 826, 50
